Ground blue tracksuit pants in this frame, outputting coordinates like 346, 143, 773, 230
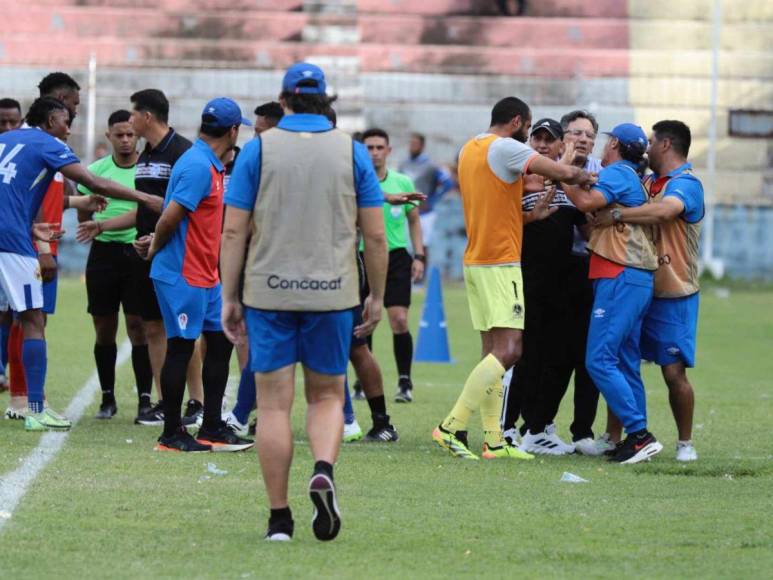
585, 268, 653, 434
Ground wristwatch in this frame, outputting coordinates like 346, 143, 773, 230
414, 254, 426, 263
611, 208, 623, 224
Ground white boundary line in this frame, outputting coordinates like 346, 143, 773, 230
0, 340, 132, 530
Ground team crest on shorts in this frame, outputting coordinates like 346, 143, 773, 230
178, 313, 188, 330
513, 303, 523, 318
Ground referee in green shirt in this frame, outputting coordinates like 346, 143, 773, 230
76, 110, 153, 419
360, 128, 425, 403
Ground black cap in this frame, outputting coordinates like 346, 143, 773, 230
530, 118, 564, 140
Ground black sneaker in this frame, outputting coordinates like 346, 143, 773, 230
394, 378, 413, 403
309, 472, 341, 541
608, 430, 664, 464
363, 423, 399, 442
95, 400, 117, 420
196, 424, 254, 452
604, 440, 625, 457
352, 380, 366, 401
265, 518, 294, 542
155, 428, 212, 452
135, 401, 164, 426
181, 399, 203, 428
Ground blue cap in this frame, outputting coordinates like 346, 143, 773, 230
604, 123, 647, 150
282, 62, 327, 95
201, 97, 252, 128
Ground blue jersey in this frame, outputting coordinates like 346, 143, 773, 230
0, 128, 79, 257
225, 113, 383, 211
150, 139, 225, 288
594, 160, 647, 208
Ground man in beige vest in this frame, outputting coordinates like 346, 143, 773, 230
220, 62, 388, 542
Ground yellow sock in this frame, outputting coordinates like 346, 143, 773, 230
481, 377, 506, 447
442, 354, 505, 433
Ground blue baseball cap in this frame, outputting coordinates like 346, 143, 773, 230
201, 97, 252, 128
282, 62, 327, 95
604, 123, 647, 150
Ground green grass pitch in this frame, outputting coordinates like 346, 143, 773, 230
0, 277, 771, 578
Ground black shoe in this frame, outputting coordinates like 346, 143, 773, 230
155, 428, 212, 452
196, 424, 254, 452
181, 399, 203, 428
248, 419, 257, 436
608, 430, 664, 464
95, 400, 117, 420
265, 518, 294, 542
604, 440, 624, 457
394, 378, 413, 403
364, 423, 399, 442
135, 401, 164, 426
309, 472, 341, 541
352, 380, 366, 401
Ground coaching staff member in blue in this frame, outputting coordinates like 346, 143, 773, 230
138, 98, 254, 453
563, 123, 661, 465
220, 62, 388, 542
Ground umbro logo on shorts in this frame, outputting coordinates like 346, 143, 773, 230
667, 347, 681, 355
178, 313, 188, 330
594, 308, 606, 318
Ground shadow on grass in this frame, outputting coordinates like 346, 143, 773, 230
630, 461, 772, 478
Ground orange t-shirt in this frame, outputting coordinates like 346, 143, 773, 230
34, 172, 65, 256
458, 134, 537, 265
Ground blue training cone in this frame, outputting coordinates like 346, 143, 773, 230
414, 266, 453, 363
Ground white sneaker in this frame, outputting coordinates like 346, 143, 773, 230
343, 419, 363, 442
224, 412, 248, 437
4, 406, 26, 420
676, 441, 698, 462
521, 424, 575, 455
574, 433, 615, 456
503, 427, 521, 446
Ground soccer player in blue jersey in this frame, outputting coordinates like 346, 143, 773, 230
0, 97, 160, 430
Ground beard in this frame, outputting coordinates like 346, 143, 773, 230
511, 127, 529, 143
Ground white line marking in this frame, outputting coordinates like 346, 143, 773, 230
0, 340, 132, 530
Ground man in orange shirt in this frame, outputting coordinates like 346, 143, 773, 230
432, 97, 595, 460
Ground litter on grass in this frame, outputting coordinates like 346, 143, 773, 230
560, 472, 589, 483
207, 463, 228, 476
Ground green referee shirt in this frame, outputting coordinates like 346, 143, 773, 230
77, 155, 138, 243
360, 169, 418, 252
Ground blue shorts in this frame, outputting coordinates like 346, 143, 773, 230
152, 278, 222, 340
245, 307, 355, 375
640, 293, 699, 368
42, 257, 58, 315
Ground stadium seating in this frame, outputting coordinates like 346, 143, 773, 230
1, 0, 771, 278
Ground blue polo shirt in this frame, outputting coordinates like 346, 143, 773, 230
0, 127, 80, 257
594, 159, 647, 208
225, 113, 383, 211
150, 139, 225, 288
656, 162, 704, 223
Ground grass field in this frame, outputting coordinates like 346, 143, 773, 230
0, 277, 771, 579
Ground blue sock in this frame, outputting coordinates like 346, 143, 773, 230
23, 338, 47, 414
343, 377, 356, 424
231, 366, 256, 425
0, 322, 10, 372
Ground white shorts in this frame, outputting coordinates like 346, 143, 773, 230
420, 212, 437, 248
0, 252, 43, 312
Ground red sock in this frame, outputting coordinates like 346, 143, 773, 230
9, 322, 27, 397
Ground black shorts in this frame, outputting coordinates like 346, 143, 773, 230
86, 241, 142, 317
129, 249, 162, 322
360, 248, 412, 309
